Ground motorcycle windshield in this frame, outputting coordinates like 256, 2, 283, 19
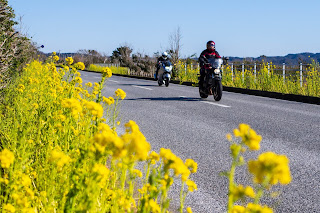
208, 58, 223, 69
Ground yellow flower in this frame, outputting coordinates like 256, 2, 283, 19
84, 101, 103, 118
226, 133, 232, 141
65, 57, 74, 65
32, 103, 39, 109
61, 98, 83, 118
0, 149, 15, 168
74, 62, 85, 70
186, 207, 193, 213
53, 55, 59, 62
3, 203, 15, 213
49, 149, 71, 169
148, 199, 161, 213
248, 152, 291, 185
103, 96, 115, 105
245, 203, 273, 213
92, 163, 110, 187
233, 124, 262, 150
148, 151, 160, 164
52, 52, 56, 55
185, 158, 198, 173
186, 179, 197, 192
85, 82, 92, 87
230, 205, 245, 213
133, 169, 142, 178
115, 88, 126, 99
230, 184, 255, 202
75, 76, 82, 84
102, 67, 112, 78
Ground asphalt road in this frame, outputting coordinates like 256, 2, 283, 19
81, 71, 320, 213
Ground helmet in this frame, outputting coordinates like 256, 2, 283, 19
207, 40, 215, 46
162, 51, 168, 59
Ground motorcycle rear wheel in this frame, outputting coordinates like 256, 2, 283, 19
213, 80, 223, 101
199, 88, 208, 98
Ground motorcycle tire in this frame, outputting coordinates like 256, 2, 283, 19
165, 77, 169, 87
213, 80, 223, 101
158, 80, 163, 86
199, 88, 208, 98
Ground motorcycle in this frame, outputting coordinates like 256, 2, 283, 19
199, 57, 223, 101
157, 60, 173, 87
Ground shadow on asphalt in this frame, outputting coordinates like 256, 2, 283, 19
124, 97, 202, 101
118, 83, 159, 87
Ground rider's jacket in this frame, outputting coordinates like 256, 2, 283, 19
156, 56, 170, 69
199, 49, 221, 69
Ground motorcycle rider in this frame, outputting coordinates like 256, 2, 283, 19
198, 41, 221, 91
154, 51, 169, 80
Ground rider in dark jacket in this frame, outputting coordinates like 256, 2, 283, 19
198, 41, 221, 90
155, 52, 169, 80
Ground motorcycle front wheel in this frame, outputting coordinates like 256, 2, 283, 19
158, 80, 163, 86
213, 80, 223, 101
165, 77, 169, 87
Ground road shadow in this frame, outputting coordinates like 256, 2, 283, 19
118, 83, 159, 87
125, 96, 202, 102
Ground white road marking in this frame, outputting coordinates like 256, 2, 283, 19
108, 80, 119, 83
200, 101, 231, 108
132, 85, 153, 91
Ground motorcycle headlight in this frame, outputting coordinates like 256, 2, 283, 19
165, 67, 171, 72
214, 69, 220, 74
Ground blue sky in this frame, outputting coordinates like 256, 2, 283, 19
8, 0, 320, 58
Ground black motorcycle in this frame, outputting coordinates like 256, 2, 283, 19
199, 58, 223, 101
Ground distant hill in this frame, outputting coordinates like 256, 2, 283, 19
227, 52, 320, 65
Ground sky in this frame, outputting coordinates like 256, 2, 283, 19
8, 0, 320, 58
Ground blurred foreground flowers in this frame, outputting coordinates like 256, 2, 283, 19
225, 124, 291, 213
0, 54, 197, 212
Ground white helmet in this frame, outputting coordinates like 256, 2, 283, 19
162, 51, 168, 59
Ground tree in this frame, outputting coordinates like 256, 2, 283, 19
111, 45, 133, 66
0, 0, 37, 88
168, 26, 182, 66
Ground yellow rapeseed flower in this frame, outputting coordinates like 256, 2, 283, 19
186, 207, 193, 213
103, 96, 115, 105
3, 203, 15, 213
74, 62, 85, 70
230, 184, 255, 202
245, 203, 273, 213
133, 169, 143, 178
84, 101, 103, 118
0, 149, 15, 168
65, 57, 73, 65
148, 151, 160, 164
115, 88, 126, 99
49, 149, 71, 169
102, 67, 112, 78
85, 82, 93, 87
53, 55, 59, 62
185, 159, 198, 173
75, 77, 82, 84
248, 152, 291, 185
186, 179, 197, 192
230, 205, 245, 213
233, 124, 262, 150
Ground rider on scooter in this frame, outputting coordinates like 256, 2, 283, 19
155, 52, 169, 80
198, 41, 221, 91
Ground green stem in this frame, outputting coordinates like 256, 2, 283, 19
179, 182, 185, 213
